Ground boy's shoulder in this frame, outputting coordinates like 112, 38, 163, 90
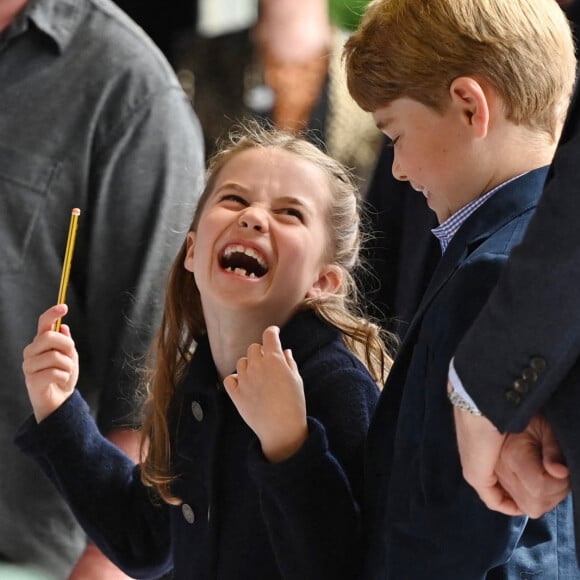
411, 167, 549, 351
453, 167, 549, 257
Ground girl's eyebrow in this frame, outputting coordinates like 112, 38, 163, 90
214, 182, 250, 195
278, 196, 310, 208
213, 184, 314, 211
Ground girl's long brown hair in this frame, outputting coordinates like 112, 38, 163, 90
140, 121, 396, 503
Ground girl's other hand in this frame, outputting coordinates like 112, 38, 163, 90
224, 326, 308, 462
22, 304, 79, 423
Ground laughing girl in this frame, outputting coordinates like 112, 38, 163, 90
18, 123, 393, 580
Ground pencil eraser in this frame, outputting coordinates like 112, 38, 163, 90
72, 208, 81, 215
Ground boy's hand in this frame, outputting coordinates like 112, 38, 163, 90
22, 304, 79, 423
224, 326, 307, 462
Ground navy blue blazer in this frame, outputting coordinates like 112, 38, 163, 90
15, 310, 379, 580
363, 168, 579, 579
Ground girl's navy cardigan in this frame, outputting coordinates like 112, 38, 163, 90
15, 310, 380, 580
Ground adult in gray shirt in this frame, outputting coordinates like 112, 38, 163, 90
0, 0, 204, 577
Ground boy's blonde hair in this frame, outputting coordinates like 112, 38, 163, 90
344, 0, 577, 138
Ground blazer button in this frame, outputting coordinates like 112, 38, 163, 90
182, 503, 195, 524
521, 368, 538, 383
530, 357, 547, 372
505, 389, 521, 405
191, 401, 204, 422
513, 378, 528, 394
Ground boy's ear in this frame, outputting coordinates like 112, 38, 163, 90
184, 232, 196, 273
449, 76, 490, 139
306, 264, 343, 300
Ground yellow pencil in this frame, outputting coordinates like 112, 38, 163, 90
54, 208, 81, 332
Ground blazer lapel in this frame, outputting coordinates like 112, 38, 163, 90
398, 166, 550, 354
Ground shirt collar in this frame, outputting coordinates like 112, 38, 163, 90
432, 174, 524, 253
7, 0, 84, 53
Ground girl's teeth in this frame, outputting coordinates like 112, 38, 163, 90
225, 266, 259, 279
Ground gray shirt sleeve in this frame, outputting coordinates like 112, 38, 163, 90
79, 87, 205, 433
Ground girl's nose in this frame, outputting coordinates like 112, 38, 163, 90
238, 206, 269, 232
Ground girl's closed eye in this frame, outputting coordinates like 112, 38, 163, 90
219, 193, 248, 207
276, 207, 304, 222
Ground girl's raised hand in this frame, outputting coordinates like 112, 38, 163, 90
22, 304, 79, 423
224, 326, 308, 463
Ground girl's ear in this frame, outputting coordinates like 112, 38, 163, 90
306, 264, 343, 299
449, 76, 490, 139
184, 232, 196, 273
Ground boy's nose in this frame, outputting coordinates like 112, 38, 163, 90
392, 158, 408, 182
238, 207, 269, 232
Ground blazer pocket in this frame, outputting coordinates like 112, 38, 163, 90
0, 144, 59, 274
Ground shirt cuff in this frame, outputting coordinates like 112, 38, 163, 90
448, 358, 482, 414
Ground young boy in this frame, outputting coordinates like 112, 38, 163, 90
343, 0, 580, 577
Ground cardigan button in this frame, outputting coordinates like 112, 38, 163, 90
191, 400, 204, 422
182, 503, 195, 524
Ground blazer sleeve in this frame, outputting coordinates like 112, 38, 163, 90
453, 124, 580, 433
